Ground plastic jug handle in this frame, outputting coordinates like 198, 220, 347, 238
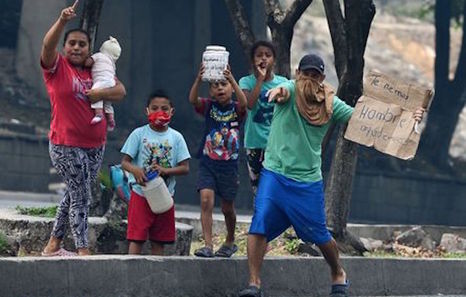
146, 170, 159, 180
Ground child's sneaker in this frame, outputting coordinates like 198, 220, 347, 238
90, 114, 103, 125
106, 113, 116, 131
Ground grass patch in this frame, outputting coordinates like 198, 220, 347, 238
190, 225, 305, 256
15, 205, 58, 218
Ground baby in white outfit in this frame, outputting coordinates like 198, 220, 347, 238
88, 36, 121, 131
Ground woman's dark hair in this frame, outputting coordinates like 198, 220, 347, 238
147, 89, 173, 107
63, 28, 91, 47
249, 40, 276, 61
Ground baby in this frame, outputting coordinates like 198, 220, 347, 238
87, 36, 121, 131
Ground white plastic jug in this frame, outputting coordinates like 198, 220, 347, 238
202, 45, 229, 82
141, 172, 173, 214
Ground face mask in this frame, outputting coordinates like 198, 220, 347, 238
148, 110, 171, 128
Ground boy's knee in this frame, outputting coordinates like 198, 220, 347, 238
221, 202, 235, 216
200, 198, 213, 211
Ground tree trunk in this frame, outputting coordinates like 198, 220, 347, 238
323, 0, 375, 255
79, 0, 105, 51
268, 23, 293, 78
224, 0, 255, 59
420, 0, 466, 170
80, 0, 106, 217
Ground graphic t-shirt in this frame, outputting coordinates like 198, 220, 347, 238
264, 80, 354, 182
239, 74, 288, 148
120, 125, 191, 196
195, 98, 246, 167
41, 54, 107, 148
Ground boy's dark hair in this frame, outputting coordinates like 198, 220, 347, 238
249, 40, 276, 61
63, 29, 91, 47
147, 89, 173, 107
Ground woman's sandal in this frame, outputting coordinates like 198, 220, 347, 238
41, 248, 77, 257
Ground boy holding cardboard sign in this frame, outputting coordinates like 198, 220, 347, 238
238, 53, 426, 297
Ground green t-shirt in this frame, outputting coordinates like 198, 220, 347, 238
239, 74, 288, 148
263, 80, 354, 182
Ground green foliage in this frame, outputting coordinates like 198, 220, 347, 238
419, 0, 465, 26
98, 169, 113, 190
0, 231, 8, 254
15, 205, 58, 218
442, 252, 466, 258
284, 238, 301, 254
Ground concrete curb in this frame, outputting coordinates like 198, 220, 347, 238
0, 256, 465, 297
0, 209, 193, 256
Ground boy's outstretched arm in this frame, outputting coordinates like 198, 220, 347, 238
224, 67, 247, 111
152, 159, 189, 177
267, 86, 290, 104
189, 64, 205, 108
121, 154, 147, 186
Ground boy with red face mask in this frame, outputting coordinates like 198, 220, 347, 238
121, 90, 190, 255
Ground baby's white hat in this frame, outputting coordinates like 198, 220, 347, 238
100, 36, 121, 60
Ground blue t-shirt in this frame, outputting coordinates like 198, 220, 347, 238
194, 97, 246, 168
239, 74, 288, 148
120, 125, 191, 196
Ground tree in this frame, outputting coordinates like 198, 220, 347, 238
224, 0, 313, 77
420, 0, 466, 171
79, 0, 105, 51
323, 0, 376, 255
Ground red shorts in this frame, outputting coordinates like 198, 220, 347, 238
126, 191, 175, 243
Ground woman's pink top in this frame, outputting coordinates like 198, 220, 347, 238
42, 54, 106, 148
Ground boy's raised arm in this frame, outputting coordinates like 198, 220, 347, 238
244, 65, 266, 109
189, 64, 205, 108
224, 67, 247, 110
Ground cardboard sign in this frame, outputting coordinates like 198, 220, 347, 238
344, 71, 434, 160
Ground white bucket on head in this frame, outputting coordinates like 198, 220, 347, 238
141, 175, 173, 214
202, 45, 229, 82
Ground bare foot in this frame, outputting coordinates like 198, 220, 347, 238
77, 248, 91, 256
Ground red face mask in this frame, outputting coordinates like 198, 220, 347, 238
148, 111, 171, 128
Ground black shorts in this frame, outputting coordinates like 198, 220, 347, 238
196, 159, 239, 200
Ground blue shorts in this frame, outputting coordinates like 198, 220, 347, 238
249, 168, 332, 245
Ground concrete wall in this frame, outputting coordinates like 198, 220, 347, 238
0, 132, 50, 192
15, 0, 66, 98
350, 171, 466, 226
0, 256, 465, 297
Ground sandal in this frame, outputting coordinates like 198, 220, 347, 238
194, 246, 214, 258
330, 280, 350, 297
41, 248, 77, 257
238, 285, 263, 297
214, 244, 238, 257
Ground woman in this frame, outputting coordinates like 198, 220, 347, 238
41, 0, 126, 256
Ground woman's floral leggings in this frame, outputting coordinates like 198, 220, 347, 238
49, 143, 104, 249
